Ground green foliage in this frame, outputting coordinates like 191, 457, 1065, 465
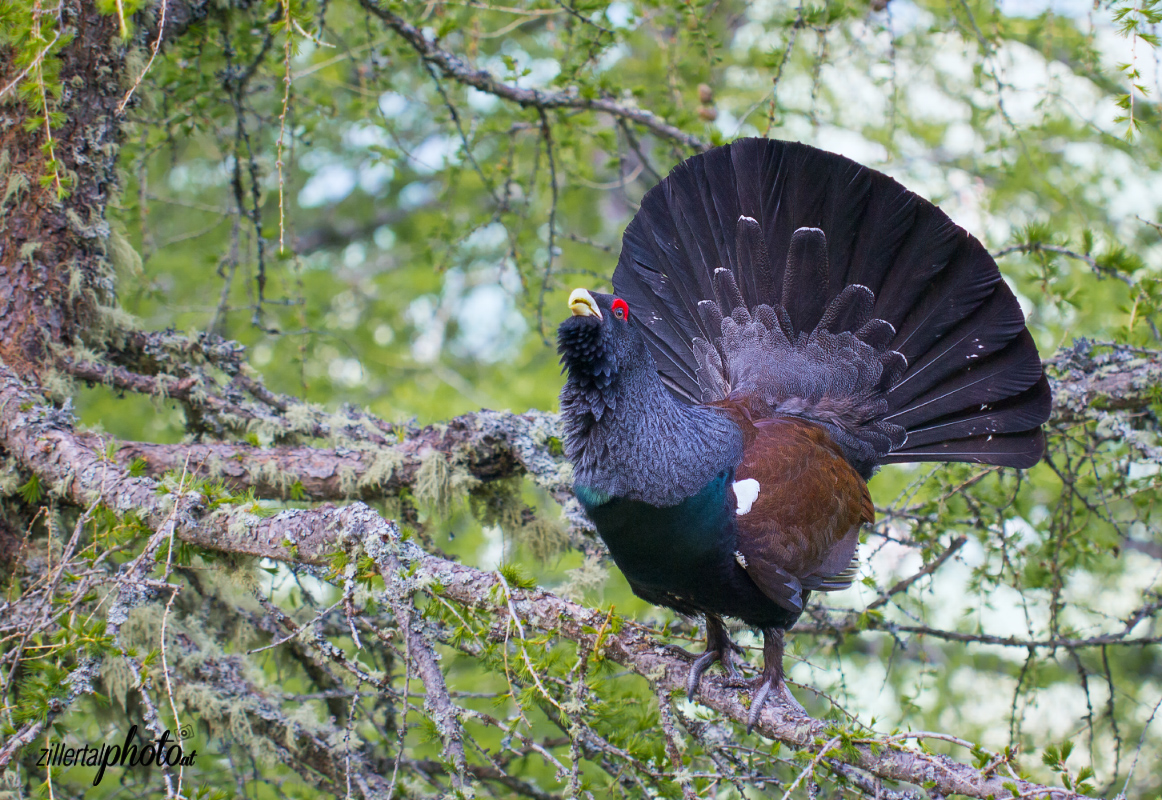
1042, 740, 1097, 794
17, 474, 42, 504
1112, 0, 1162, 137
11, 660, 70, 725
0, 0, 74, 198
497, 561, 537, 591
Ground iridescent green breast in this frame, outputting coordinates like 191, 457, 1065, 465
576, 470, 736, 593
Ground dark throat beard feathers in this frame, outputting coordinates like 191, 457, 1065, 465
561, 364, 744, 508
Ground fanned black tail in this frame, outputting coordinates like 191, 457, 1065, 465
612, 138, 1049, 473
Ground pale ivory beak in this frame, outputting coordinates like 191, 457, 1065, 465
569, 288, 602, 320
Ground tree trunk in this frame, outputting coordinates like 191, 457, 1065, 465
0, 0, 125, 377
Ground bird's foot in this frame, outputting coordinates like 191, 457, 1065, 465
685, 647, 740, 700
746, 674, 805, 733
744, 626, 805, 733
685, 616, 744, 701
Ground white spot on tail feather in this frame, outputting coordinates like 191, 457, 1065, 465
734, 550, 749, 568
733, 478, 760, 515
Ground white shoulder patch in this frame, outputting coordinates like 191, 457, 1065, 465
733, 478, 760, 515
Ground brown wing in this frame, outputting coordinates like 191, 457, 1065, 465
730, 416, 874, 613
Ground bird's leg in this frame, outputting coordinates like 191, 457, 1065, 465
747, 627, 805, 733
685, 615, 744, 701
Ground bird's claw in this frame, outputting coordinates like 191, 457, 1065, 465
685, 618, 744, 701
663, 643, 699, 660
686, 650, 719, 700
745, 676, 806, 733
685, 642, 741, 701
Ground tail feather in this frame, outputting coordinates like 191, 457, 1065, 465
783, 228, 831, 333
880, 431, 1046, 468
872, 207, 963, 340
842, 178, 920, 300
758, 145, 830, 296
815, 285, 875, 337
688, 153, 739, 282
887, 288, 1030, 414
668, 187, 727, 323
698, 299, 725, 338
616, 229, 703, 401
611, 138, 1050, 471
877, 375, 1049, 470
890, 242, 1005, 363
887, 329, 1043, 430
736, 215, 775, 303
897, 374, 1052, 448
716, 268, 746, 317
857, 318, 897, 351
820, 163, 873, 296
730, 141, 777, 294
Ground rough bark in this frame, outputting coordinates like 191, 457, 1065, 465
0, 0, 125, 375
101, 409, 570, 502
0, 0, 210, 379
1047, 339, 1162, 421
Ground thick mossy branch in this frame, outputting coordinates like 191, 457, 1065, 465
1047, 339, 1162, 422
101, 409, 571, 500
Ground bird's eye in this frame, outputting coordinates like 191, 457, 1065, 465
612, 298, 629, 320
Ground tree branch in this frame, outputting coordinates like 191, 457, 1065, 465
98, 409, 571, 502
994, 243, 1136, 287
359, 0, 709, 153
1047, 339, 1162, 422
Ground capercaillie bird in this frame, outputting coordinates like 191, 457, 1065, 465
556, 138, 1051, 730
